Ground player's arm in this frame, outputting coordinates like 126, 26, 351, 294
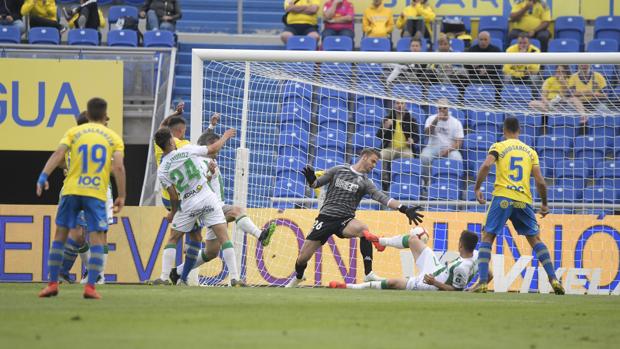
205, 128, 236, 156
532, 164, 549, 217
111, 151, 126, 213
474, 153, 497, 204
159, 102, 184, 128
303, 166, 336, 189
36, 144, 69, 196
423, 274, 459, 291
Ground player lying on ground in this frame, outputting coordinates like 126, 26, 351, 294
155, 127, 246, 286
286, 148, 424, 288
330, 230, 479, 291
473, 117, 564, 295
37, 98, 126, 299
168, 128, 277, 285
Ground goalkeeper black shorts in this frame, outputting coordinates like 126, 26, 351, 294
306, 214, 354, 245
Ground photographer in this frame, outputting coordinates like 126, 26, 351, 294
139, 0, 182, 32
0, 0, 25, 35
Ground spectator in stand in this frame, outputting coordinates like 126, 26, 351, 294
376, 100, 420, 190
395, 0, 435, 40
568, 64, 608, 115
362, 0, 393, 39
529, 65, 588, 124
386, 37, 430, 85
465, 31, 502, 89
420, 98, 464, 185
503, 33, 540, 85
139, 0, 182, 32
63, 0, 104, 31
430, 33, 467, 86
21, 0, 65, 32
508, 0, 551, 52
321, 0, 354, 40
281, 0, 320, 44
0, 0, 25, 36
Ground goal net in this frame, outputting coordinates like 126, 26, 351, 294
189, 49, 620, 294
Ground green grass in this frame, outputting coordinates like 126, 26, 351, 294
1, 283, 619, 349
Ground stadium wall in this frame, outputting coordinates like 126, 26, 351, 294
1, 205, 618, 294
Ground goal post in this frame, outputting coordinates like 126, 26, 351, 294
189, 49, 620, 293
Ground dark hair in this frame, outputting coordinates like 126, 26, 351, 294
197, 132, 220, 146
504, 117, 520, 133
168, 116, 186, 129
360, 148, 381, 159
87, 98, 107, 122
459, 230, 479, 253
77, 111, 89, 125
154, 128, 173, 151
410, 38, 422, 46
517, 32, 529, 40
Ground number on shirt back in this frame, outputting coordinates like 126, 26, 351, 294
509, 156, 523, 181
77, 144, 107, 173
170, 159, 201, 192
313, 220, 324, 231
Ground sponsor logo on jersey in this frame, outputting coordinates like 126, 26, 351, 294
335, 178, 359, 192
183, 185, 203, 200
500, 200, 509, 209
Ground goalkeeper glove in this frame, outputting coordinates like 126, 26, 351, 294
399, 205, 424, 225
302, 166, 317, 187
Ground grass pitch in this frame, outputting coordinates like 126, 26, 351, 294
0, 283, 618, 349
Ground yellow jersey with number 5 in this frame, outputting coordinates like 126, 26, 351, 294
487, 138, 539, 204
60, 123, 124, 201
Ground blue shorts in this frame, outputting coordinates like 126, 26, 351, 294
77, 210, 87, 228
56, 195, 108, 233
483, 196, 539, 236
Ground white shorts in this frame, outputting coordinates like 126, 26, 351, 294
172, 201, 226, 233
405, 247, 441, 291
204, 204, 235, 241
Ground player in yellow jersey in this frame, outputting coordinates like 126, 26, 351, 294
472, 117, 564, 295
36, 98, 126, 299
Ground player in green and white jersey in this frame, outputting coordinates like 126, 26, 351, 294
330, 230, 479, 291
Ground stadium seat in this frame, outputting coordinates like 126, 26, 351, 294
555, 159, 589, 188
428, 181, 461, 201
548, 39, 579, 53
465, 183, 493, 212
107, 29, 138, 47
28, 27, 59, 45
286, 35, 317, 50
464, 84, 496, 108
67, 29, 99, 46
428, 84, 460, 103
278, 126, 310, 152
537, 135, 571, 176
360, 37, 390, 52
396, 37, 429, 52
108, 6, 139, 24
548, 185, 583, 203
124, 0, 144, 5
509, 38, 541, 50
449, 38, 465, 52
320, 61, 353, 77
587, 39, 619, 52
282, 81, 312, 104
314, 148, 345, 170
594, 16, 620, 44
554, 16, 585, 48
392, 158, 422, 185
280, 102, 311, 128
0, 26, 20, 44
464, 132, 496, 170
574, 135, 608, 167
317, 106, 348, 127
322, 36, 353, 51
547, 115, 581, 138
391, 83, 424, 100
441, 15, 471, 33
144, 30, 175, 48
478, 16, 508, 43
352, 126, 381, 155
276, 156, 306, 174
501, 85, 532, 106
389, 182, 421, 201
468, 111, 504, 134
318, 87, 348, 102
591, 63, 616, 81
316, 129, 347, 152
272, 179, 306, 209
583, 185, 617, 204
595, 160, 620, 187
355, 103, 385, 126
509, 113, 542, 137
431, 159, 463, 183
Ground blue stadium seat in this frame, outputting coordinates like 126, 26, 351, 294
591, 63, 616, 81
278, 146, 308, 160
469, 111, 504, 134
574, 135, 608, 167
278, 126, 310, 152
392, 158, 422, 184
428, 84, 460, 102
355, 103, 385, 126
317, 106, 348, 127
431, 159, 463, 182
555, 159, 589, 188
272, 178, 306, 208
360, 37, 390, 51
583, 185, 617, 204
428, 181, 461, 201
282, 81, 312, 104
449, 38, 465, 52
28, 27, 59, 45
322, 36, 353, 51
124, 0, 144, 5
547, 115, 581, 138
316, 129, 347, 152
465, 183, 493, 212
318, 87, 348, 102
594, 16, 620, 44
441, 15, 471, 33
286, 35, 317, 50
464, 84, 496, 108
501, 85, 532, 106
352, 126, 381, 155
595, 160, 620, 187
144, 30, 175, 48
588, 125, 616, 140
108, 6, 139, 24
107, 29, 138, 47
464, 132, 495, 170
67, 29, 99, 46
587, 38, 619, 52
396, 37, 429, 52
391, 83, 424, 100
548, 38, 579, 53
389, 182, 421, 201
508, 113, 542, 137
479, 16, 508, 43
276, 156, 306, 174
555, 16, 585, 48
314, 148, 345, 170
320, 61, 353, 76
0, 26, 20, 44
548, 185, 582, 203
280, 102, 311, 128
537, 135, 571, 176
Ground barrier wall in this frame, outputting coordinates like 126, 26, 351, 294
1, 205, 618, 294
0, 58, 123, 151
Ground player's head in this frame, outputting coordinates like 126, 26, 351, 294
503, 117, 520, 137
76, 111, 89, 125
356, 148, 381, 173
167, 116, 186, 139
86, 97, 107, 123
154, 128, 175, 153
197, 132, 221, 158
458, 230, 478, 254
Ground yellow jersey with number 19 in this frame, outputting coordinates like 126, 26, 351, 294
60, 123, 124, 201
488, 138, 539, 204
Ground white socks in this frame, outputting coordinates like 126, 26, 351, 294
221, 241, 240, 280
347, 281, 384, 290
236, 215, 261, 239
160, 246, 176, 280
379, 235, 408, 249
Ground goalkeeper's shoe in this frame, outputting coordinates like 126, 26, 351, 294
259, 222, 277, 247
38, 282, 59, 298
169, 268, 180, 286
230, 279, 247, 287
285, 277, 306, 288
328, 281, 346, 289
471, 282, 488, 293
551, 279, 565, 295
58, 272, 73, 284
362, 231, 385, 252
147, 278, 172, 286
83, 284, 101, 299
364, 271, 386, 282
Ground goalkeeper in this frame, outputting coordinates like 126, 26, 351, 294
286, 148, 424, 287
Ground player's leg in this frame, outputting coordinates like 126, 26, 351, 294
330, 278, 407, 290
171, 230, 220, 285
149, 229, 183, 285
59, 224, 86, 283
472, 197, 508, 293
226, 205, 276, 246
210, 222, 245, 286
286, 239, 323, 287
81, 197, 110, 299
340, 218, 384, 281
178, 229, 202, 285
